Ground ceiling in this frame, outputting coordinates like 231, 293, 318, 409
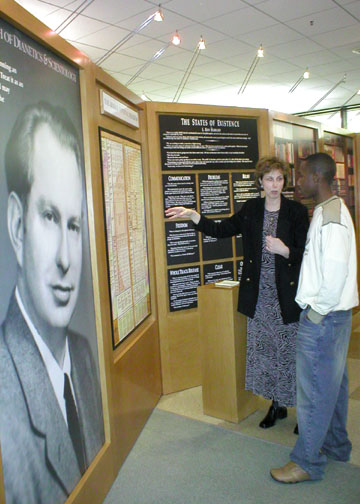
13, 0, 360, 115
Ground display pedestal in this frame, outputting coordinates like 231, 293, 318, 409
197, 284, 258, 423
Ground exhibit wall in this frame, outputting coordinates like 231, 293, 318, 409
81, 64, 161, 475
0, 2, 161, 503
144, 102, 270, 394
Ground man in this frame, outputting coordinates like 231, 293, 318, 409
0, 102, 104, 504
271, 152, 358, 483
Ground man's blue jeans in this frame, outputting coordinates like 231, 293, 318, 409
290, 307, 352, 480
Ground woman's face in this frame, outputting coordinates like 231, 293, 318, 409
261, 168, 285, 201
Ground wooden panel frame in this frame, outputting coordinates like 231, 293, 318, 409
144, 102, 270, 394
81, 64, 162, 476
0, 1, 161, 502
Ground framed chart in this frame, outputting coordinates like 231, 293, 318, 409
99, 130, 151, 348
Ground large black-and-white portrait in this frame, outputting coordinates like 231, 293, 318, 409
0, 18, 104, 504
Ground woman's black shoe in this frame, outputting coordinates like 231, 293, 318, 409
294, 424, 299, 435
259, 405, 287, 429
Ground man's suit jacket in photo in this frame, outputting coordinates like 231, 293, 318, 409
0, 293, 105, 504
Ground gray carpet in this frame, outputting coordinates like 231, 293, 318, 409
104, 409, 360, 504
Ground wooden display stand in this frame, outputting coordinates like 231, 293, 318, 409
197, 284, 258, 423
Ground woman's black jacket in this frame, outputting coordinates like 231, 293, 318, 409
194, 195, 309, 324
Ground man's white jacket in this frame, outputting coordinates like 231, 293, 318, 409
296, 195, 359, 323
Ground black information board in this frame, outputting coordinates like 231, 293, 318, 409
199, 173, 230, 215
165, 220, 199, 265
159, 114, 259, 170
202, 219, 233, 261
203, 261, 234, 284
168, 266, 201, 312
232, 171, 259, 213
235, 233, 243, 257
162, 174, 196, 212
236, 260, 244, 281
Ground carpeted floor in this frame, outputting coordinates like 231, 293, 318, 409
104, 409, 360, 504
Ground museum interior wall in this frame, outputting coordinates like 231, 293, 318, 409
0, 1, 359, 504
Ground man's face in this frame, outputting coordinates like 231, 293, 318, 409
19, 123, 83, 333
297, 161, 317, 199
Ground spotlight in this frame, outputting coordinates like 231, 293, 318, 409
172, 30, 181, 46
154, 5, 164, 22
198, 36, 206, 50
257, 45, 264, 58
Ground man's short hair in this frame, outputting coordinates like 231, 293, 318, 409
304, 153, 336, 185
5, 101, 82, 211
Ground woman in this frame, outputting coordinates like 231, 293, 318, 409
165, 157, 309, 429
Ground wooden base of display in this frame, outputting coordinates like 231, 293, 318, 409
197, 284, 258, 423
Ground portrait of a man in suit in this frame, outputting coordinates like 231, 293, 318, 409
0, 101, 104, 504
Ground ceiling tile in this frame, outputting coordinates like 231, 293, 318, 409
15, 0, 63, 17
342, 1, 360, 18
312, 60, 358, 78
256, 0, 335, 22
244, 24, 302, 47
293, 50, 342, 68
311, 24, 360, 48
287, 7, 359, 36
75, 24, 132, 50
212, 70, 246, 85
181, 79, 229, 92
117, 39, 172, 60
257, 60, 300, 76
204, 7, 277, 37
330, 42, 360, 62
84, 0, 152, 24
116, 9, 194, 39
162, 0, 246, 22
190, 60, 239, 78
71, 40, 110, 60
269, 39, 324, 58
205, 39, 254, 60
56, 15, 110, 40
160, 50, 214, 70
100, 53, 144, 72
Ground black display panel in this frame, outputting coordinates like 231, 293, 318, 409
165, 220, 199, 265
162, 174, 196, 213
232, 171, 259, 213
168, 267, 201, 312
159, 114, 259, 170
201, 219, 233, 261
199, 173, 230, 215
203, 261, 234, 284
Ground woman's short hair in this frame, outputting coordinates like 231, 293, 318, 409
254, 156, 290, 189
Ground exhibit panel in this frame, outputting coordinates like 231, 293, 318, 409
0, 4, 111, 504
0, 1, 161, 503
144, 102, 270, 393
87, 66, 161, 475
